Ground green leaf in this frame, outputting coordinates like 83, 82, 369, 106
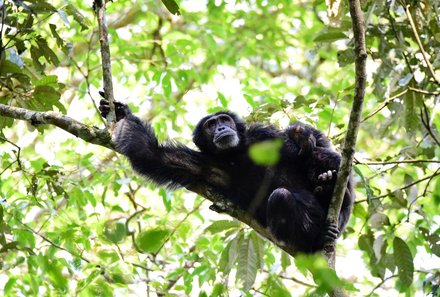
217, 92, 228, 108
219, 236, 239, 274
29, 2, 57, 13
103, 221, 127, 244
403, 89, 421, 136
30, 45, 44, 72
49, 24, 66, 52
35, 37, 60, 66
369, 213, 390, 228
433, 178, 440, 206
159, 189, 172, 212
248, 139, 283, 166
353, 165, 373, 201
4, 277, 17, 295
33, 85, 62, 110
162, 73, 172, 98
35, 75, 58, 87
236, 235, 258, 291
205, 220, 240, 234
47, 262, 68, 290
337, 49, 355, 67
77, 268, 101, 291
160, 0, 181, 15
314, 28, 348, 42
137, 229, 170, 253
64, 4, 89, 31
393, 237, 414, 287
0, 60, 22, 74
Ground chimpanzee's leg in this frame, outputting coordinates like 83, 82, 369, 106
267, 188, 327, 252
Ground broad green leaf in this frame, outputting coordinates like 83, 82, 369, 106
236, 235, 258, 291
248, 139, 283, 166
393, 237, 414, 287
33, 85, 63, 111
0, 60, 22, 74
137, 229, 170, 253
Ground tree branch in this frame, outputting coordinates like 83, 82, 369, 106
93, 0, 116, 122
0, 103, 299, 258
323, 0, 367, 294
0, 104, 113, 149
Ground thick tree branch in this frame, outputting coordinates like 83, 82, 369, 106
0, 103, 298, 258
323, 0, 367, 291
0, 104, 113, 149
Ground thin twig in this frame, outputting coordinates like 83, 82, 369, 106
408, 87, 440, 96
404, 5, 440, 85
367, 274, 399, 296
355, 170, 440, 203
262, 269, 316, 287
362, 89, 407, 123
20, 221, 91, 263
357, 159, 440, 165
153, 200, 204, 256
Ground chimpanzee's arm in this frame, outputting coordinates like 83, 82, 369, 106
99, 100, 226, 189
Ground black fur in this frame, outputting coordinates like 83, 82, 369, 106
99, 99, 354, 253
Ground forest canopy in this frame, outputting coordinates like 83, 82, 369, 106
0, 0, 439, 296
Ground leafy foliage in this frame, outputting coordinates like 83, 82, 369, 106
0, 0, 439, 295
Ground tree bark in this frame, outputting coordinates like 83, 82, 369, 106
94, 0, 116, 123
323, 0, 367, 295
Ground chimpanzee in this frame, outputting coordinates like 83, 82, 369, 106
99, 98, 354, 253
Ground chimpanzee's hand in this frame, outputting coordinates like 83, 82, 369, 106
286, 122, 316, 156
98, 91, 131, 122
313, 169, 338, 194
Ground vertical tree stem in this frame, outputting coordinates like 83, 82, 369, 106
94, 0, 116, 123
324, 0, 367, 294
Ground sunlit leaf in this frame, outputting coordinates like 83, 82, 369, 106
248, 139, 283, 166
137, 229, 170, 253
